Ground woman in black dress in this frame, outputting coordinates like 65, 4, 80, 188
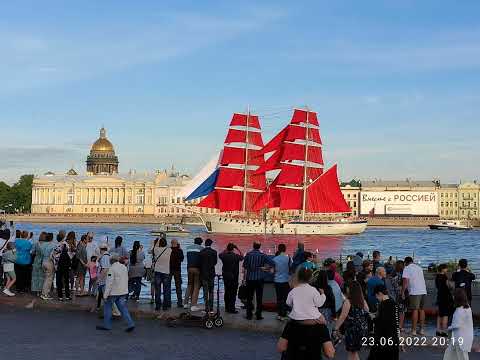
368, 284, 399, 360
435, 263, 453, 337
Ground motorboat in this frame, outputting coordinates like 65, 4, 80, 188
429, 220, 473, 230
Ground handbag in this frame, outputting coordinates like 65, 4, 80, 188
3, 262, 14, 272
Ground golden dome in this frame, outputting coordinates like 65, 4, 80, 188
91, 127, 115, 153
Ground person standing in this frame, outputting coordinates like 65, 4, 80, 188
291, 242, 305, 272
85, 232, 99, 263
242, 242, 275, 320
219, 242, 243, 314
366, 266, 386, 312
31, 232, 47, 295
55, 238, 72, 301
2, 242, 17, 296
436, 263, 454, 337
368, 284, 400, 360
184, 237, 203, 311
352, 252, 364, 273
128, 241, 145, 301
312, 270, 336, 331
402, 256, 427, 336
96, 255, 135, 332
40, 232, 56, 300
388, 260, 406, 332
111, 236, 129, 259
65, 231, 78, 293
199, 239, 217, 313
333, 281, 369, 360
443, 289, 474, 360
272, 243, 290, 320
152, 237, 172, 311
14, 230, 32, 293
75, 234, 89, 296
452, 259, 476, 306
169, 239, 184, 308
96, 243, 111, 310
371, 250, 381, 274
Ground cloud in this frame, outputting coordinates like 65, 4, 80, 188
0, 146, 84, 183
0, 6, 285, 94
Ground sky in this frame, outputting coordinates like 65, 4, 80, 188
1, 0, 479, 184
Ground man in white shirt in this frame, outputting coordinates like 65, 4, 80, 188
96, 255, 135, 332
86, 232, 100, 261
402, 256, 427, 335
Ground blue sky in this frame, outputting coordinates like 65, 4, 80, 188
1, 0, 479, 184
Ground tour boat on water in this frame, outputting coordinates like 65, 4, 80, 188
182, 108, 367, 235
151, 224, 190, 236
429, 220, 473, 231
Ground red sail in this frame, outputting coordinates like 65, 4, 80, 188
257, 125, 288, 155
252, 177, 281, 210
198, 112, 266, 212
230, 113, 261, 129
285, 124, 322, 144
279, 187, 303, 210
216, 167, 266, 190
291, 109, 319, 127
277, 163, 323, 186
225, 129, 264, 147
281, 143, 323, 164
306, 165, 351, 213
220, 147, 264, 166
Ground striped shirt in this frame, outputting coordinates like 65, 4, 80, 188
243, 249, 275, 281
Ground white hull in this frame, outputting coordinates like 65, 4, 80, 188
200, 215, 367, 235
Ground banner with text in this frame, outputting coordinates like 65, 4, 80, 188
360, 191, 438, 216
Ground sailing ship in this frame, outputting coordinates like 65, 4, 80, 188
183, 109, 367, 235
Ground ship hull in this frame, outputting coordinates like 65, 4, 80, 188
200, 215, 367, 235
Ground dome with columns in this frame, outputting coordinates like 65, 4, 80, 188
86, 127, 119, 175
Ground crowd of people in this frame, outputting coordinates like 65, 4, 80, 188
0, 220, 476, 359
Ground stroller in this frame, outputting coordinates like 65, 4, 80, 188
167, 274, 224, 329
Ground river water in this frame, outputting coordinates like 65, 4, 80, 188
15, 222, 480, 299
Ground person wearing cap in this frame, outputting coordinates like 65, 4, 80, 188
184, 237, 203, 311
324, 258, 344, 290
352, 252, 363, 273
96, 255, 135, 332
96, 243, 111, 310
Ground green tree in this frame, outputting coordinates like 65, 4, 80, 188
341, 179, 362, 187
0, 175, 34, 213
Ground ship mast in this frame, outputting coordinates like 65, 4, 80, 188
242, 107, 250, 213
301, 108, 310, 221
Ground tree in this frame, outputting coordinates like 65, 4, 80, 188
0, 175, 34, 213
341, 179, 362, 188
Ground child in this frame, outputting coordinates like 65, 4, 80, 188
435, 263, 453, 337
87, 256, 98, 296
300, 252, 317, 271
2, 242, 17, 296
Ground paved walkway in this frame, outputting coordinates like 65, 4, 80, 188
1, 304, 478, 360
1, 293, 480, 356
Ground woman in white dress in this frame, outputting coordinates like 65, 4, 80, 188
443, 288, 474, 360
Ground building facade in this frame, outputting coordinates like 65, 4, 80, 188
31, 128, 190, 216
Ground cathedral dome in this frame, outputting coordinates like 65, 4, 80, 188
91, 128, 115, 153
86, 127, 119, 175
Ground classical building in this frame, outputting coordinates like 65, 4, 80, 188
438, 184, 459, 219
31, 128, 190, 216
340, 186, 360, 216
458, 182, 480, 219
86, 127, 119, 175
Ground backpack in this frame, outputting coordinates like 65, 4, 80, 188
58, 244, 71, 269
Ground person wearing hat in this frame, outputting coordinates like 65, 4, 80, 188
96, 243, 111, 310
96, 254, 135, 332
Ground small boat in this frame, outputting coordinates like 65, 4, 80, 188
429, 220, 473, 231
151, 224, 190, 236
